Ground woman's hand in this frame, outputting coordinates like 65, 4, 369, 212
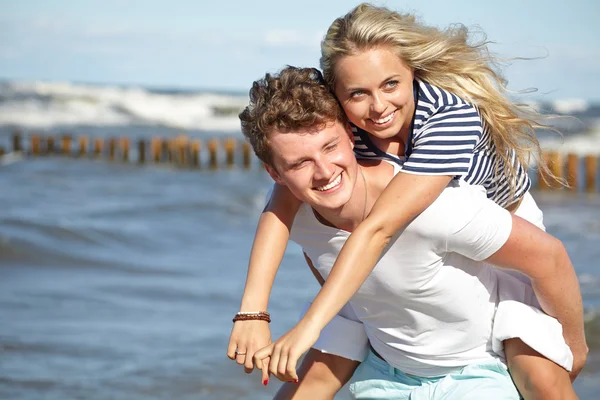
253, 319, 321, 382
227, 320, 272, 374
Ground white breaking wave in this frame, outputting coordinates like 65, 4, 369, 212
540, 123, 600, 155
0, 81, 248, 131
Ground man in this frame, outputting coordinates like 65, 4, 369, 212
235, 67, 586, 399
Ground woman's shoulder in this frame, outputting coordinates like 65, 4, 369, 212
416, 78, 473, 109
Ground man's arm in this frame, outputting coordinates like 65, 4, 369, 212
274, 349, 359, 400
486, 214, 587, 379
227, 183, 301, 372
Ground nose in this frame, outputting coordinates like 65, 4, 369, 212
314, 157, 335, 182
370, 93, 386, 114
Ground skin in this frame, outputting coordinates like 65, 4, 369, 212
250, 118, 587, 391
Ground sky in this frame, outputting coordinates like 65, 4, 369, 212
0, 0, 599, 101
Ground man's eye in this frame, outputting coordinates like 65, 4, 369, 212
292, 161, 307, 169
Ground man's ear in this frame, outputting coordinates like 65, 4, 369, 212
345, 122, 355, 149
264, 163, 285, 185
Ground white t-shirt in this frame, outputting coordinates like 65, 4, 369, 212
290, 178, 512, 376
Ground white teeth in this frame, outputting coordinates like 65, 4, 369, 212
316, 173, 342, 191
373, 112, 394, 124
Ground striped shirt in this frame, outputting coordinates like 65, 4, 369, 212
352, 79, 531, 207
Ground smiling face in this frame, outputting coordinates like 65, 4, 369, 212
333, 46, 415, 142
265, 120, 359, 214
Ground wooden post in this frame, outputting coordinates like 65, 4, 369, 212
61, 135, 72, 156
549, 151, 562, 189
31, 135, 41, 155
164, 140, 172, 163
120, 137, 130, 162
538, 151, 562, 190
78, 136, 88, 157
47, 136, 55, 154
537, 152, 550, 190
108, 138, 117, 161
191, 140, 201, 168
173, 135, 188, 166
208, 138, 218, 169
93, 138, 103, 157
585, 155, 597, 193
225, 138, 236, 167
566, 153, 578, 191
242, 142, 251, 169
151, 137, 162, 163
12, 132, 22, 152
137, 139, 146, 164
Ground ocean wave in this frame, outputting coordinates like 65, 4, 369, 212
0, 81, 248, 131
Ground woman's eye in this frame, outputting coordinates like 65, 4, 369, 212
385, 80, 399, 89
350, 90, 364, 98
325, 144, 338, 152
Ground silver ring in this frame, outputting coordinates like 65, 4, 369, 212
235, 350, 246, 356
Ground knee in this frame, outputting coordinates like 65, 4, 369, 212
521, 363, 573, 400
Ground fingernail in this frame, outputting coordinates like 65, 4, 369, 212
294, 379, 299, 384
263, 379, 269, 386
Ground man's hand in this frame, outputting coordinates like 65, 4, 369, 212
227, 320, 272, 374
567, 338, 588, 381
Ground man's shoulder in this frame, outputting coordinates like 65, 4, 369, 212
410, 182, 490, 233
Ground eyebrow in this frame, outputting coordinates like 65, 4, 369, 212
343, 74, 402, 92
285, 137, 340, 167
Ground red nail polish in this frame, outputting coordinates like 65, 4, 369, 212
294, 379, 299, 384
263, 379, 269, 386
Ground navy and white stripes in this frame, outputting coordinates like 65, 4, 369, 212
352, 79, 531, 207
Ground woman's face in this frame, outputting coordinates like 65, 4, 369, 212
333, 46, 415, 141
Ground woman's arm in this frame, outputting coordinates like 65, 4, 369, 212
301, 172, 452, 336
227, 183, 301, 372
253, 172, 452, 380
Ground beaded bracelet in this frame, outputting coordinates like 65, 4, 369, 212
232, 311, 271, 323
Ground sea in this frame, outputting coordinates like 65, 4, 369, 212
0, 81, 599, 399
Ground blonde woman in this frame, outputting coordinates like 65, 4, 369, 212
229, 4, 587, 398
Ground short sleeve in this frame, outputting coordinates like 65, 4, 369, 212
402, 104, 482, 176
299, 302, 369, 362
445, 184, 513, 261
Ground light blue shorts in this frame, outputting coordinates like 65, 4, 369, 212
348, 350, 520, 400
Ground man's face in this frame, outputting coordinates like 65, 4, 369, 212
266, 120, 359, 213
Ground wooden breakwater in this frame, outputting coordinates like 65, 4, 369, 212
5, 132, 254, 170
2, 132, 600, 192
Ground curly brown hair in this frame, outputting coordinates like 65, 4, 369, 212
239, 66, 347, 167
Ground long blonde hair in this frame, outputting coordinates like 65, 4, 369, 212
321, 3, 560, 194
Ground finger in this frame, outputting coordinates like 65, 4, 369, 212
253, 344, 274, 371
277, 349, 289, 379
244, 346, 255, 374
286, 351, 299, 381
235, 348, 247, 365
226, 338, 238, 360
268, 346, 281, 379
261, 358, 270, 386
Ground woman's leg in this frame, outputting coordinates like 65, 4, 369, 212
504, 338, 578, 400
